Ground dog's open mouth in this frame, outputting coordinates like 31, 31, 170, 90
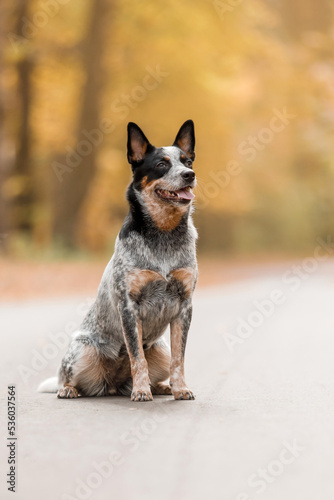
155, 186, 195, 203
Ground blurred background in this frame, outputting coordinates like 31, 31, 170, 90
0, 0, 334, 297
2, 4, 334, 498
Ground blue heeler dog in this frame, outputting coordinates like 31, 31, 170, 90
38, 120, 198, 401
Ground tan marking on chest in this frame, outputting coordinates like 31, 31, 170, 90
140, 178, 188, 231
127, 269, 166, 297
170, 267, 196, 298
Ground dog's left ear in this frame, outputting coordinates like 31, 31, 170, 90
173, 120, 195, 160
127, 122, 154, 166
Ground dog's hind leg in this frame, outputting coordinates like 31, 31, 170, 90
145, 338, 172, 395
57, 338, 116, 398
57, 340, 82, 398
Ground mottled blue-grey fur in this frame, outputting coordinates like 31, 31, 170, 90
39, 121, 198, 402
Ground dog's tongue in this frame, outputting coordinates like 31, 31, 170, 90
176, 189, 195, 200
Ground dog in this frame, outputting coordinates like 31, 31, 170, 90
38, 120, 198, 401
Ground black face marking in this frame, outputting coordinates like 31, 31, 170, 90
132, 148, 173, 190
180, 155, 193, 169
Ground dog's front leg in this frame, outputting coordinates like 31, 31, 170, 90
170, 300, 195, 400
119, 302, 153, 402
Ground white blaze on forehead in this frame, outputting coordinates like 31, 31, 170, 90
162, 146, 183, 166
160, 146, 196, 187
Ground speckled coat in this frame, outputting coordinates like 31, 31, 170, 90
41, 120, 198, 402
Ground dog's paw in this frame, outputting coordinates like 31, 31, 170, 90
172, 388, 195, 400
152, 383, 173, 395
131, 389, 153, 402
57, 386, 79, 399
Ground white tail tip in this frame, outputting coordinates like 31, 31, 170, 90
37, 376, 59, 393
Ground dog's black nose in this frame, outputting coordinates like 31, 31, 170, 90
181, 170, 195, 182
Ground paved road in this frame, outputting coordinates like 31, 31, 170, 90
1, 261, 334, 500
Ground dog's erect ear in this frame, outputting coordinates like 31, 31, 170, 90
127, 122, 153, 165
173, 120, 195, 160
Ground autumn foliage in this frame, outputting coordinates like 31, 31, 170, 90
0, 0, 333, 256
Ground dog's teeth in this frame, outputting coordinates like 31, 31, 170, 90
157, 188, 183, 199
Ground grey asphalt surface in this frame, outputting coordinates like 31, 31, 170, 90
1, 261, 334, 500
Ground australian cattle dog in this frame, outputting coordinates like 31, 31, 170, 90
38, 120, 198, 401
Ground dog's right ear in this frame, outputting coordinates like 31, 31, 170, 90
127, 123, 153, 166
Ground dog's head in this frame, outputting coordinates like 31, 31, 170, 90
127, 121, 196, 230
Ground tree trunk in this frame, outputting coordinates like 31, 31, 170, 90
53, 0, 111, 247
0, 4, 16, 251
13, 0, 34, 233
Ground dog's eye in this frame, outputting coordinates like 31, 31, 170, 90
186, 160, 192, 168
156, 162, 165, 168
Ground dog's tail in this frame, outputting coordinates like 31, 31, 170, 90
37, 376, 60, 393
